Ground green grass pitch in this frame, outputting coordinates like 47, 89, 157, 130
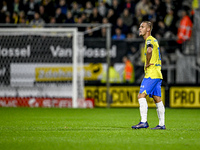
0, 108, 200, 150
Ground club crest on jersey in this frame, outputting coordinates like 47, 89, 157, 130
147, 41, 151, 45
140, 85, 144, 88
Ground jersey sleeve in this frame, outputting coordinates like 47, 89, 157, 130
146, 38, 154, 49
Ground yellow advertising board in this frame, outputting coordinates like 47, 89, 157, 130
35, 63, 103, 81
35, 67, 72, 81
170, 87, 200, 108
84, 86, 165, 107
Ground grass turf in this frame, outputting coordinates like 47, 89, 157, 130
0, 108, 200, 150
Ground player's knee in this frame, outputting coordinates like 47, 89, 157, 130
153, 96, 162, 103
138, 93, 146, 99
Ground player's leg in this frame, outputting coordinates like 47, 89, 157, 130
138, 93, 148, 123
132, 93, 149, 129
132, 78, 150, 129
151, 80, 166, 130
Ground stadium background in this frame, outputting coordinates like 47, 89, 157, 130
0, 0, 200, 108
0, 1, 200, 150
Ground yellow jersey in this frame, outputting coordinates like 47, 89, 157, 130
144, 36, 163, 79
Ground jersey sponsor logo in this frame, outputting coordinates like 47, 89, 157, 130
147, 41, 151, 45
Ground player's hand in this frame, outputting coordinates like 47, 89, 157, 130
145, 63, 154, 70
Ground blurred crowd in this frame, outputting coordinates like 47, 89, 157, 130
0, 0, 195, 40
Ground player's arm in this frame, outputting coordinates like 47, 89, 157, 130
145, 44, 154, 70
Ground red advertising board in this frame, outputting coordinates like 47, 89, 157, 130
0, 97, 94, 108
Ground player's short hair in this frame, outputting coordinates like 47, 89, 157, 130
142, 21, 153, 32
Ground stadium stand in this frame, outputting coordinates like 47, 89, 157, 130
0, 0, 194, 39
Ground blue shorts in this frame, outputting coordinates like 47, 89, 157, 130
139, 77, 162, 98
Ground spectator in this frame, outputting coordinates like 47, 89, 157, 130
1, 1, 9, 14
12, 11, 19, 24
101, 27, 107, 38
111, 0, 122, 17
165, 0, 174, 14
65, 11, 74, 23
99, 0, 112, 7
85, 26, 94, 38
132, 8, 143, 27
123, 0, 136, 15
18, 16, 28, 27
112, 28, 126, 40
135, 0, 151, 15
0, 0, 193, 49
176, 7, 193, 50
0, 1, 10, 23
126, 32, 135, 39
122, 56, 134, 83
164, 8, 177, 35
43, 0, 55, 17
76, 16, 85, 31
120, 8, 133, 28
98, 1, 107, 17
18, 10, 26, 23
153, 0, 167, 20
85, 26, 100, 38
57, 0, 67, 15
101, 62, 121, 83
5, 13, 11, 24
24, 0, 39, 21
155, 20, 167, 39
55, 7, 66, 23
81, 13, 90, 23
142, 6, 157, 23
49, 16, 56, 24
30, 12, 45, 27
107, 9, 118, 24
77, 16, 83, 24
102, 17, 108, 24
89, 7, 102, 23
84, 1, 93, 18
39, 5, 49, 23
113, 17, 129, 35
71, 2, 82, 21
12, 0, 24, 14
